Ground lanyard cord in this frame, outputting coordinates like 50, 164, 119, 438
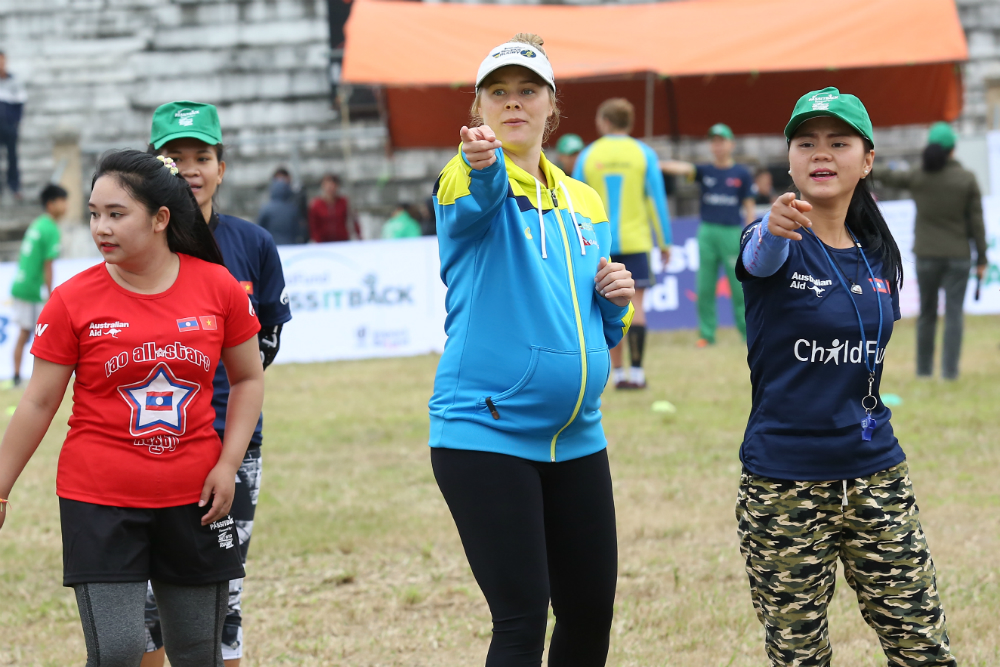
805, 225, 883, 376
826, 239, 862, 290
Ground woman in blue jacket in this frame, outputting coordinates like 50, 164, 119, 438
736, 88, 955, 665
430, 32, 635, 667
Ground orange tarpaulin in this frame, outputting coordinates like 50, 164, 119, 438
342, 0, 967, 148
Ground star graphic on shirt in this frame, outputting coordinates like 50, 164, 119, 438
118, 362, 200, 437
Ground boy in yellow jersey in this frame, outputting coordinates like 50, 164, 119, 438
662, 123, 756, 346
575, 99, 672, 389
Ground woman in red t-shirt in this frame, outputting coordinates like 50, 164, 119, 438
0, 150, 264, 667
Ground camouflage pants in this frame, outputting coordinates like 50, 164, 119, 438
736, 462, 956, 666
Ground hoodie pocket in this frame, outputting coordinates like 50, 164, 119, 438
581, 346, 612, 418
476, 346, 581, 433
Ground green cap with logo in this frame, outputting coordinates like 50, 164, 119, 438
784, 87, 874, 147
556, 133, 585, 155
150, 101, 223, 150
708, 123, 734, 140
927, 121, 956, 149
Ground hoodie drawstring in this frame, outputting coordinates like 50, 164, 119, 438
842, 479, 849, 508
558, 181, 586, 256
535, 179, 547, 259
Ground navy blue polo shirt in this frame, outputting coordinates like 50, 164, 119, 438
694, 164, 755, 226
736, 220, 905, 481
211, 213, 292, 448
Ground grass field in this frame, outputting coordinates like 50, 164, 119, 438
1, 316, 999, 666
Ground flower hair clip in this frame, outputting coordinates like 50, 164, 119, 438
156, 155, 180, 176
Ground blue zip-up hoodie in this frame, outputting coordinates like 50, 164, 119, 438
429, 148, 635, 463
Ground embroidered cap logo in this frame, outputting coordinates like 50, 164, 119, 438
175, 108, 200, 127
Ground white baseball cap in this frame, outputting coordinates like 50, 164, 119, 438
476, 41, 556, 92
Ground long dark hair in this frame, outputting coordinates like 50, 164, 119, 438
921, 143, 950, 172
849, 144, 903, 289
92, 149, 224, 266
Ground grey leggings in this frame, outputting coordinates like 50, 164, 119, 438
74, 581, 227, 667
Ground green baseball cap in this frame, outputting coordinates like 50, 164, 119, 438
150, 101, 223, 150
784, 87, 874, 146
556, 133, 584, 155
927, 121, 956, 149
708, 123, 734, 140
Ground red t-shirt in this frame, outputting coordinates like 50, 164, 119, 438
308, 196, 356, 242
31, 254, 261, 508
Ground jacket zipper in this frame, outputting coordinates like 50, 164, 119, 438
485, 396, 500, 420
548, 190, 588, 462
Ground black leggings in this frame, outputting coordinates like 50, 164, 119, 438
432, 447, 618, 667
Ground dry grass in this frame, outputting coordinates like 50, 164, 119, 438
1, 316, 998, 666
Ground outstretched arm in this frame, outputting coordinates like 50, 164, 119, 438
434, 126, 508, 240
0, 359, 75, 531
741, 193, 814, 278
660, 160, 696, 177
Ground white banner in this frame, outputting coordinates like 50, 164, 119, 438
880, 198, 1000, 317
0, 238, 447, 381
276, 237, 447, 363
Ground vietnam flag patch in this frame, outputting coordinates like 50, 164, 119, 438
240, 281, 254, 295
199, 315, 218, 331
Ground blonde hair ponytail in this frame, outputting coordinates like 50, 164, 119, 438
510, 32, 547, 56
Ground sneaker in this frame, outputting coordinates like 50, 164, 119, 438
695, 338, 714, 348
616, 379, 647, 390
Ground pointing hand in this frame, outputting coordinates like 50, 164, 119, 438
461, 125, 503, 170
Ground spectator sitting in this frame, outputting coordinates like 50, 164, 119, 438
10, 184, 66, 386
308, 173, 359, 242
258, 168, 305, 245
0, 51, 27, 201
381, 205, 421, 240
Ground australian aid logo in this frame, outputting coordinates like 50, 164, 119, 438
117, 362, 201, 448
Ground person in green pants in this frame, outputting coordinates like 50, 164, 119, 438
663, 124, 756, 345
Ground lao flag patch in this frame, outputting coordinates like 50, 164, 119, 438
146, 392, 173, 411
868, 278, 891, 294
177, 317, 200, 332
199, 315, 218, 331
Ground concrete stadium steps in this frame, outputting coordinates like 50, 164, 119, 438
0, 0, 376, 238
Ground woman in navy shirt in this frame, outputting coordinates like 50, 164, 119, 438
735, 88, 956, 666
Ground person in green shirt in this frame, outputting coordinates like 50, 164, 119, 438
662, 123, 757, 346
10, 184, 65, 385
381, 204, 422, 239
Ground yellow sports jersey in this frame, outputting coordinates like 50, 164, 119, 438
573, 135, 672, 255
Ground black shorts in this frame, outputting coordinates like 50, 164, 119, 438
60, 498, 245, 587
611, 252, 652, 288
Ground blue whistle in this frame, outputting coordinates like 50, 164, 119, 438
861, 415, 877, 441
